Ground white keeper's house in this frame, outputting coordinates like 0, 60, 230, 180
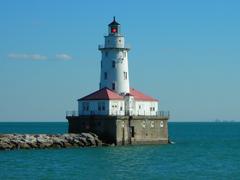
78, 17, 159, 117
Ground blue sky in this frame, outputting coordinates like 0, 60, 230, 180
0, 0, 239, 122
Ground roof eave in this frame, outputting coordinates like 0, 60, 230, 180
78, 98, 124, 101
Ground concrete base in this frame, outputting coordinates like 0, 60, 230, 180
67, 115, 169, 145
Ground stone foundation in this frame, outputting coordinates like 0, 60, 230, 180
67, 115, 169, 145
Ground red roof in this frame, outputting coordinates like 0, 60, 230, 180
129, 88, 159, 101
78, 87, 158, 102
78, 88, 124, 101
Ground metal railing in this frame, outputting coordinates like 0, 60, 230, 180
98, 44, 131, 50
98, 45, 104, 49
66, 110, 170, 118
66, 110, 78, 117
125, 110, 170, 118
157, 111, 170, 118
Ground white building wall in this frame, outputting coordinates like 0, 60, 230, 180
134, 101, 159, 116
78, 100, 110, 115
109, 100, 125, 116
78, 99, 158, 116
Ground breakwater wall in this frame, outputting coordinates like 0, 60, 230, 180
0, 133, 103, 150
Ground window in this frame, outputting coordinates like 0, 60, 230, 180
119, 39, 121, 42
102, 102, 105, 111
98, 102, 105, 111
123, 51, 126, 58
151, 121, 154, 128
124, 72, 127, 80
105, 51, 108, 57
139, 105, 141, 109
112, 61, 115, 68
83, 102, 89, 111
120, 107, 123, 111
104, 72, 107, 80
98, 102, 101, 111
150, 107, 155, 111
112, 83, 115, 90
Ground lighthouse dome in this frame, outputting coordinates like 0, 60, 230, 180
108, 16, 120, 26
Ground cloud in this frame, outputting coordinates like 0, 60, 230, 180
55, 54, 72, 60
8, 53, 73, 61
8, 53, 47, 60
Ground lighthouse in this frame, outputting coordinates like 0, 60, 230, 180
99, 17, 130, 95
75, 17, 160, 116
66, 17, 169, 145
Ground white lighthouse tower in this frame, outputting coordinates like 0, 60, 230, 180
76, 17, 161, 117
98, 17, 130, 95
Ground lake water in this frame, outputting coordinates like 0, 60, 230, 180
0, 122, 240, 179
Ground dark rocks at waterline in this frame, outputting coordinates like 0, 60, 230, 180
0, 133, 104, 150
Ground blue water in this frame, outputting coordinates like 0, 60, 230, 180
0, 122, 240, 179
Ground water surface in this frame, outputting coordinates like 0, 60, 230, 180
0, 122, 239, 179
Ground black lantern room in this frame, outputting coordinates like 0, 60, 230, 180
108, 16, 120, 35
